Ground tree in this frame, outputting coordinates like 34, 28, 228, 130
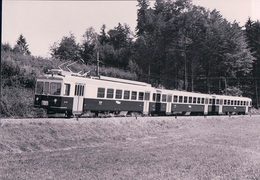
81, 27, 98, 63
13, 34, 31, 55
245, 19, 260, 107
50, 33, 81, 61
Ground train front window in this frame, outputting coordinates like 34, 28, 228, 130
36, 81, 44, 94
44, 82, 50, 94
50, 82, 61, 95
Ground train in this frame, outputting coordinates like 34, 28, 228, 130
34, 69, 252, 117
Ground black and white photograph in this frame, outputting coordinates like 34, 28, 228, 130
1, 0, 260, 179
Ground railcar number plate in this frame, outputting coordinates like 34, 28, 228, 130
41, 100, 49, 106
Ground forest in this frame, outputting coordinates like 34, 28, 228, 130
1, 0, 260, 117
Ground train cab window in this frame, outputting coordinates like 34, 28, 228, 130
131, 91, 137, 100
64, 84, 71, 96
201, 98, 205, 104
44, 82, 50, 94
162, 94, 167, 102
197, 98, 201, 104
156, 94, 161, 102
138, 92, 144, 100
167, 95, 172, 102
184, 96, 188, 103
216, 99, 220, 105
173, 95, 178, 103
193, 97, 197, 104
116, 90, 123, 99
179, 96, 183, 103
97, 88, 105, 98
189, 97, 192, 103
107, 89, 114, 98
50, 82, 61, 95
145, 92, 150, 101
123, 90, 130, 99
36, 81, 44, 94
231, 100, 234, 105
246, 101, 249, 106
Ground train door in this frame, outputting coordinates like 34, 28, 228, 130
219, 99, 223, 114
166, 94, 172, 115
143, 92, 150, 115
211, 97, 217, 114
73, 84, 85, 114
155, 93, 161, 113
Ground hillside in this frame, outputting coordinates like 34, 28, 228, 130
0, 50, 137, 117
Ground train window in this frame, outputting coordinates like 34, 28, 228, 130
237, 101, 240, 105
123, 90, 130, 99
116, 90, 123, 99
81, 86, 85, 96
179, 96, 183, 103
209, 99, 212, 104
246, 101, 249, 106
153, 93, 156, 101
167, 95, 172, 102
107, 89, 114, 98
201, 98, 205, 104
243, 101, 246, 106
64, 84, 71, 96
189, 97, 192, 103
131, 91, 137, 100
36, 81, 44, 94
193, 97, 197, 104
173, 95, 178, 103
145, 92, 150, 101
228, 100, 230, 105
138, 92, 144, 100
97, 88, 105, 98
75, 85, 84, 96
220, 99, 223, 105
241, 101, 243, 105
156, 94, 161, 102
184, 96, 188, 103
205, 98, 209, 104
231, 100, 234, 105
197, 98, 201, 104
224, 100, 227, 105
234, 101, 237, 105
162, 94, 167, 102
50, 82, 61, 95
216, 99, 220, 105
44, 82, 50, 94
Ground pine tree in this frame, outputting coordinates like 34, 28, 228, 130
13, 34, 31, 55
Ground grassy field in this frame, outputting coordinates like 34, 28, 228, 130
0, 115, 260, 179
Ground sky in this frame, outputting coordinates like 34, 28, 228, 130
2, 0, 260, 57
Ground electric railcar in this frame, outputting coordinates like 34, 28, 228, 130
34, 69, 252, 117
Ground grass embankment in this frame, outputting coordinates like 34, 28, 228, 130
0, 116, 260, 179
